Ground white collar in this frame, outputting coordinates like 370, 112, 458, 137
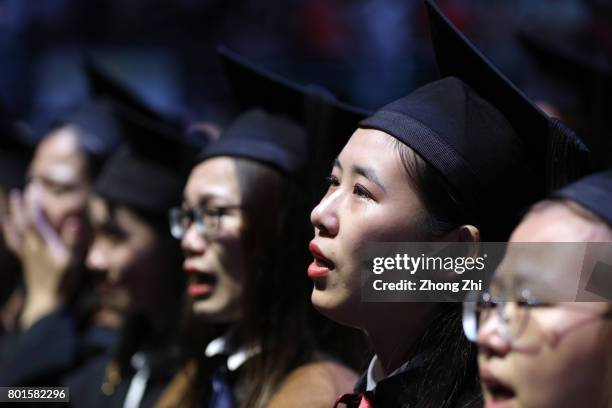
365, 354, 419, 391
204, 332, 261, 372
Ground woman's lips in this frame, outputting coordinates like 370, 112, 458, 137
95, 281, 115, 295
480, 367, 516, 408
187, 282, 213, 298
484, 397, 514, 408
183, 262, 217, 299
308, 241, 335, 278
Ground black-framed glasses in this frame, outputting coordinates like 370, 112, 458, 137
462, 289, 612, 344
168, 205, 241, 240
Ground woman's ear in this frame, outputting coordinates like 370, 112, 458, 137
458, 225, 480, 243
442, 224, 480, 243
441, 224, 481, 259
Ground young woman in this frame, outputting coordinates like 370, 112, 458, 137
62, 99, 194, 407
308, 3, 589, 407
0, 100, 121, 387
0, 100, 121, 331
172, 108, 358, 408
471, 170, 612, 408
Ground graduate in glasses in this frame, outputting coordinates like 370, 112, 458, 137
161, 47, 370, 408
469, 170, 612, 408
0, 94, 122, 387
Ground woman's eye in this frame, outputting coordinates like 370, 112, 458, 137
353, 184, 372, 199
101, 229, 127, 244
325, 175, 340, 187
47, 183, 73, 195
202, 208, 219, 217
526, 301, 553, 309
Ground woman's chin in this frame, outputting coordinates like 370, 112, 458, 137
311, 289, 361, 328
191, 297, 242, 324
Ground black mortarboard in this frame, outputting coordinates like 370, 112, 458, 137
216, 46, 371, 194
84, 58, 163, 122
217, 46, 371, 161
553, 170, 612, 227
85, 58, 179, 212
60, 100, 121, 158
198, 108, 308, 177
517, 30, 612, 167
84, 58, 211, 154
358, 0, 590, 240
83, 59, 211, 207
425, 0, 590, 189
360, 77, 531, 224
0, 107, 33, 190
95, 108, 195, 214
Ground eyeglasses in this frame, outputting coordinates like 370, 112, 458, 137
168, 205, 241, 240
462, 289, 612, 344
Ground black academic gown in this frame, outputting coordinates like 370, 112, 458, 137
63, 316, 181, 408
351, 364, 424, 408
0, 309, 118, 408
0, 308, 79, 387
63, 348, 181, 408
348, 353, 482, 408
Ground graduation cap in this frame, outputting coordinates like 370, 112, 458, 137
517, 30, 612, 167
216, 46, 371, 190
198, 108, 308, 177
60, 100, 121, 157
0, 107, 33, 190
358, 0, 591, 241
82, 57, 198, 214
553, 170, 612, 227
95, 107, 197, 215
83, 58, 163, 122
84, 58, 211, 153
423, 0, 590, 189
85, 57, 197, 213
217, 46, 370, 157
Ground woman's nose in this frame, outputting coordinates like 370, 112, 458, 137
477, 312, 512, 358
181, 222, 207, 256
86, 240, 108, 273
310, 193, 340, 238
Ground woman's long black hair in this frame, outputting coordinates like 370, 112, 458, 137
232, 157, 315, 407
396, 140, 482, 408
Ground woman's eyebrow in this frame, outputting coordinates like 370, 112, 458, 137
333, 157, 342, 170
352, 164, 386, 193
196, 193, 237, 208
183, 193, 212, 208
196, 195, 214, 207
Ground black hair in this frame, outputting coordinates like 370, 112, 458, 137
395, 136, 525, 243
230, 157, 315, 407
395, 140, 482, 408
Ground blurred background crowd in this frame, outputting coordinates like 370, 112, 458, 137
1, 0, 611, 135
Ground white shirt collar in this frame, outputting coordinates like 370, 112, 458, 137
204, 332, 261, 372
365, 355, 385, 391
365, 354, 420, 391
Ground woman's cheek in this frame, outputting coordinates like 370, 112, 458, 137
522, 320, 608, 407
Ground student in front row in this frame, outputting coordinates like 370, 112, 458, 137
468, 170, 612, 408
